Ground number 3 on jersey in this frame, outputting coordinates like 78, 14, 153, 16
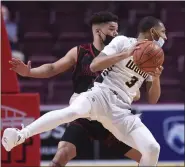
125, 76, 138, 88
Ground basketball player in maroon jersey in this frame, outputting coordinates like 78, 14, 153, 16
9, 12, 141, 166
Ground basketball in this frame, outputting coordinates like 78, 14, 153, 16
133, 41, 164, 73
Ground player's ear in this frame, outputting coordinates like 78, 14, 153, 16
150, 28, 155, 36
150, 28, 157, 40
151, 28, 159, 40
96, 29, 101, 35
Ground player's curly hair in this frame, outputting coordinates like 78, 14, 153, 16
138, 16, 162, 33
89, 11, 118, 26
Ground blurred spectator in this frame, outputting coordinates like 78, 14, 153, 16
2, 5, 25, 62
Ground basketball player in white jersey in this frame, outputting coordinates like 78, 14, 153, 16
2, 16, 167, 166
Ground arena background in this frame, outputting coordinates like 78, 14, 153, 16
1, 1, 184, 167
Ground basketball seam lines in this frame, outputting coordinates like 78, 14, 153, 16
139, 48, 163, 67
136, 42, 153, 63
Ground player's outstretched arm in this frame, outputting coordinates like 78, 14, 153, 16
9, 47, 77, 78
146, 66, 163, 104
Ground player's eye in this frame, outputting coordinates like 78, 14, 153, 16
109, 29, 115, 31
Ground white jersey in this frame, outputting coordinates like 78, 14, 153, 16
94, 35, 152, 104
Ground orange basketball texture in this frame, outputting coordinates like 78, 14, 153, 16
133, 41, 164, 73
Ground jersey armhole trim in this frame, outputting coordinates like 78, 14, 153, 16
72, 46, 81, 73
90, 44, 96, 58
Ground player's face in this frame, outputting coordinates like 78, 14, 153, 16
151, 22, 167, 41
98, 22, 118, 45
150, 22, 167, 47
101, 22, 119, 38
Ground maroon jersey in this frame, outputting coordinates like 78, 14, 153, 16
72, 43, 100, 93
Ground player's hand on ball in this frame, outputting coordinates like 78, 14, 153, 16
148, 66, 164, 79
9, 58, 31, 76
124, 39, 148, 58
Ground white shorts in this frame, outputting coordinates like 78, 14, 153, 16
70, 83, 143, 147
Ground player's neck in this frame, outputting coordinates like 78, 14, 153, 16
93, 40, 104, 51
137, 33, 150, 41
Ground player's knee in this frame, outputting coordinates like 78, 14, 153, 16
146, 142, 160, 156
59, 141, 77, 160
58, 141, 76, 154
61, 145, 76, 161
150, 142, 160, 155
51, 142, 76, 166
69, 96, 91, 118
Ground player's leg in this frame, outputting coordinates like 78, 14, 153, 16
2, 93, 92, 151
123, 108, 142, 163
124, 148, 141, 163
50, 141, 76, 167
105, 133, 141, 163
106, 115, 160, 166
97, 89, 160, 166
127, 124, 160, 166
50, 120, 91, 167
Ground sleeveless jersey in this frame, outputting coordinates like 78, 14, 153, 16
94, 36, 152, 104
72, 43, 101, 93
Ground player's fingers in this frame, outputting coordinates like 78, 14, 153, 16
153, 69, 160, 76
15, 59, 22, 64
12, 57, 20, 62
156, 68, 163, 74
9, 60, 19, 66
10, 59, 21, 65
153, 68, 162, 76
155, 67, 160, 72
11, 65, 17, 69
132, 46, 140, 52
10, 67, 16, 71
12, 57, 21, 61
129, 46, 140, 55
27, 60, 31, 68
159, 66, 164, 71
9, 60, 15, 65
9, 64, 18, 69
12, 58, 22, 64
9, 59, 18, 64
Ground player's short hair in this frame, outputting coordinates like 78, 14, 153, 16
138, 16, 162, 33
89, 11, 118, 26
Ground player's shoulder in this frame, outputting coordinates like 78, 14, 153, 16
112, 35, 128, 43
127, 37, 137, 45
111, 35, 137, 45
78, 43, 91, 50
76, 43, 93, 59
77, 43, 92, 55
107, 36, 129, 51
